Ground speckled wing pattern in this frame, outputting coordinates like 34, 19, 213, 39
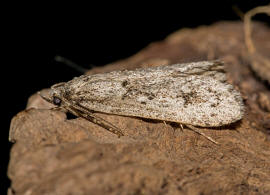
52, 61, 244, 127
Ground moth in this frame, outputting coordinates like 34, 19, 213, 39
40, 61, 244, 143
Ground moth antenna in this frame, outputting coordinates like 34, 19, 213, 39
76, 110, 124, 137
63, 102, 124, 137
54, 55, 90, 74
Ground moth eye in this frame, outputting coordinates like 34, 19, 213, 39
53, 96, 62, 106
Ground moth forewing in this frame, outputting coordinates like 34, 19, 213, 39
42, 60, 244, 142
57, 61, 244, 126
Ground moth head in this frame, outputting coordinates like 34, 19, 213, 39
39, 82, 66, 107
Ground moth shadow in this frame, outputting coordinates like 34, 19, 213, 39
194, 120, 243, 132
64, 111, 243, 134
140, 118, 165, 124
140, 117, 243, 132
66, 112, 78, 120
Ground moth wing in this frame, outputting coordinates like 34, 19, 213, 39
64, 61, 244, 127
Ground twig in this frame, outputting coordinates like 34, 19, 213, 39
244, 5, 270, 54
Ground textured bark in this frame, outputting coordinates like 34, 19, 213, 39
8, 22, 270, 195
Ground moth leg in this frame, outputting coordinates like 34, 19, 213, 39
185, 124, 219, 145
163, 121, 172, 133
82, 112, 124, 138
179, 124, 184, 132
65, 104, 124, 137
50, 107, 66, 112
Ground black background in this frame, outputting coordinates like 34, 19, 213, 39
3, 1, 270, 193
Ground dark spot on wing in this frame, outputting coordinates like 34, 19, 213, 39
207, 87, 213, 93
148, 96, 154, 100
211, 103, 217, 107
121, 80, 128, 87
